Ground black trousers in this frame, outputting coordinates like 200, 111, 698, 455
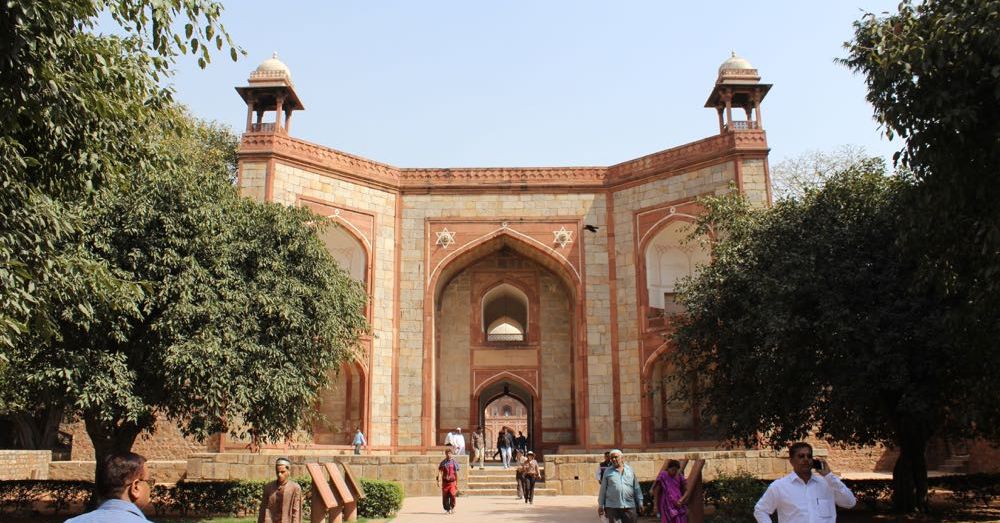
605, 507, 637, 523
521, 475, 536, 503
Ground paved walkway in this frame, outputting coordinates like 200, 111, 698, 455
394, 495, 599, 522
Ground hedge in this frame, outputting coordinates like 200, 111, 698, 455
638, 471, 1000, 519
0, 476, 404, 519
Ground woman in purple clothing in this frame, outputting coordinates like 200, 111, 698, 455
651, 459, 688, 523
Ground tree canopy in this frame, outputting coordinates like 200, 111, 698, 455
669, 162, 998, 511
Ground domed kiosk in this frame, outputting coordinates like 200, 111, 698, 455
235, 53, 304, 133
705, 52, 772, 132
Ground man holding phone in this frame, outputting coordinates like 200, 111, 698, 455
753, 442, 856, 522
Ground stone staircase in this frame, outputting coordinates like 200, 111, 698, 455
463, 465, 558, 496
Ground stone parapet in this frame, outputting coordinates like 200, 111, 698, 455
0, 450, 50, 480
185, 453, 468, 497
545, 450, 825, 495
48, 461, 187, 484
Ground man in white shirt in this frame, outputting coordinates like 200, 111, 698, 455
452, 427, 466, 455
754, 442, 856, 523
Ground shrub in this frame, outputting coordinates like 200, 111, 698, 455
2, 474, 403, 519
704, 469, 768, 523
358, 478, 404, 518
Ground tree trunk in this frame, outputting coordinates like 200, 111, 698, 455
892, 419, 930, 513
10, 405, 64, 449
83, 414, 143, 509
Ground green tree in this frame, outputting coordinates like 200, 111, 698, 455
670, 161, 997, 512
0, 0, 239, 352
2, 107, 369, 476
841, 0, 1000, 509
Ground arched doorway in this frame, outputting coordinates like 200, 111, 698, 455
431, 234, 582, 452
478, 380, 534, 454
314, 222, 369, 444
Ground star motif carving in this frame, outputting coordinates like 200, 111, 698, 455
435, 228, 456, 249
553, 227, 574, 249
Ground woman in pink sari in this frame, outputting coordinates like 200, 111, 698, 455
652, 459, 688, 523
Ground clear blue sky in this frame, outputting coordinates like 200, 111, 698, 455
150, 1, 902, 168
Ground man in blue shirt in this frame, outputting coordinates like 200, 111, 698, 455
598, 449, 643, 523
66, 452, 153, 522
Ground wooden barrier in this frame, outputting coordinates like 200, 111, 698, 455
306, 461, 367, 522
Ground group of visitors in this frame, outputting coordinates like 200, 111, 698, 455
595, 442, 857, 523
67, 440, 857, 522
491, 427, 528, 468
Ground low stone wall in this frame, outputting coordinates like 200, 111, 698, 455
186, 452, 469, 497
545, 449, 828, 495
0, 450, 50, 480
48, 461, 188, 484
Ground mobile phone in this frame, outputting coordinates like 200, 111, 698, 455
812, 458, 823, 470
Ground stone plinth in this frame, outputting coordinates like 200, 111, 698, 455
48, 460, 188, 484
186, 452, 468, 497
0, 450, 50, 480
545, 449, 826, 495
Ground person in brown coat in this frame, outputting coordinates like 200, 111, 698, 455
258, 457, 302, 523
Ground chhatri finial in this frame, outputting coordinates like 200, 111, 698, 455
272, 51, 278, 59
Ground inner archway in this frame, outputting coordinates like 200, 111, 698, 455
478, 380, 534, 455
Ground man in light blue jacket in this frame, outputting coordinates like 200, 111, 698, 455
598, 449, 643, 523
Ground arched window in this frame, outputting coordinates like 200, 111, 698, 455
503, 405, 512, 417
482, 283, 529, 342
645, 221, 710, 314
318, 223, 367, 286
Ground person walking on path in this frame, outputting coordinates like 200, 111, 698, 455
500, 429, 515, 469
66, 452, 154, 523
514, 450, 527, 499
471, 426, 486, 470
436, 447, 461, 515
598, 449, 643, 523
257, 457, 302, 523
754, 442, 856, 523
453, 427, 466, 455
515, 431, 528, 454
596, 451, 612, 484
651, 459, 688, 523
352, 427, 367, 455
520, 450, 540, 505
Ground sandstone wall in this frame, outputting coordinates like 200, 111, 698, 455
264, 161, 398, 448
438, 271, 472, 433
64, 419, 204, 461
610, 162, 736, 445
546, 448, 822, 495
186, 452, 468, 497
740, 158, 769, 206
0, 450, 49, 480
539, 272, 574, 443
48, 460, 187, 484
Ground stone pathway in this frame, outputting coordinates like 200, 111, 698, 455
393, 495, 599, 522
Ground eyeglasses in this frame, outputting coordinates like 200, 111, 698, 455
135, 478, 156, 488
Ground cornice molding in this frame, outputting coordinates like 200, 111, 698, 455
238, 129, 769, 193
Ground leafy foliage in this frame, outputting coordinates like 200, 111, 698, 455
668, 160, 1000, 511
769, 145, 870, 201
0, 0, 240, 441
703, 470, 769, 523
1, 476, 404, 519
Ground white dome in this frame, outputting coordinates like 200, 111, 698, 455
718, 52, 754, 73
252, 52, 291, 80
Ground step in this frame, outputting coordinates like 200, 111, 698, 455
462, 488, 559, 496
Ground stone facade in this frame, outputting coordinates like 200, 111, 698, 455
0, 450, 49, 480
226, 53, 775, 454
